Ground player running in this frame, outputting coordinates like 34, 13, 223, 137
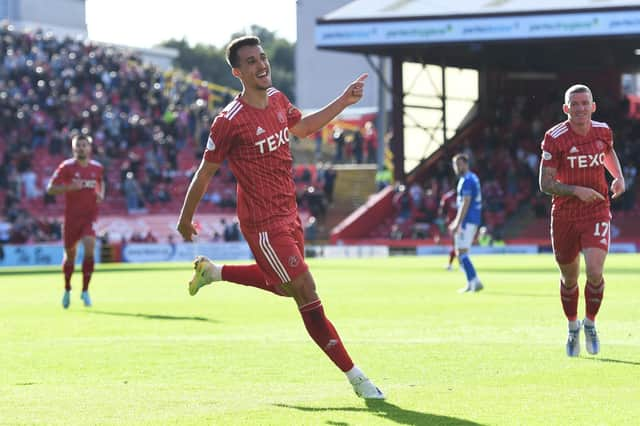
539, 84, 625, 357
47, 134, 104, 309
176, 36, 384, 399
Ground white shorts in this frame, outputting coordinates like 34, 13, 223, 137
454, 223, 478, 251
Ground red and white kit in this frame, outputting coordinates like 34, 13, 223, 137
540, 120, 613, 263
50, 159, 104, 248
204, 88, 308, 284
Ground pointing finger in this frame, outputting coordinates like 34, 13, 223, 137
355, 73, 368, 83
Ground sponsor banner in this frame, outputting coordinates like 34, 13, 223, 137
0, 243, 100, 267
316, 10, 640, 47
610, 243, 637, 253
417, 245, 539, 255
307, 245, 390, 258
122, 242, 253, 263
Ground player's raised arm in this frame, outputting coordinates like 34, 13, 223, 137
289, 73, 368, 138
177, 158, 220, 242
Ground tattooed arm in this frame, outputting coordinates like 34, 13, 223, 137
538, 164, 604, 202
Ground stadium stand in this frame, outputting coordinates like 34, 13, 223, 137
331, 87, 640, 245
0, 24, 327, 246
0, 24, 246, 243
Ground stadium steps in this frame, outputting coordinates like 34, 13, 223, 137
502, 204, 538, 240
317, 164, 377, 240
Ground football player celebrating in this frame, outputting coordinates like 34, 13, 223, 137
176, 36, 384, 399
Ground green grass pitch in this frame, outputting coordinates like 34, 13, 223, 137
1, 254, 638, 425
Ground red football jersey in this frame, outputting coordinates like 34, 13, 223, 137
50, 159, 104, 222
540, 120, 612, 221
204, 88, 302, 232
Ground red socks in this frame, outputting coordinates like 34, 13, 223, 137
63, 261, 74, 291
221, 264, 284, 296
560, 279, 605, 321
585, 279, 605, 321
82, 258, 94, 292
448, 249, 456, 265
299, 300, 354, 372
560, 281, 579, 321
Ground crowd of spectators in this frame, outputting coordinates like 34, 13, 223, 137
0, 24, 237, 241
387, 88, 640, 241
331, 121, 378, 164
0, 24, 335, 245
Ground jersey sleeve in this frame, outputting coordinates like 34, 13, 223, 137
605, 126, 614, 151
50, 162, 70, 185
203, 115, 234, 164
279, 92, 302, 128
460, 178, 474, 197
540, 133, 561, 169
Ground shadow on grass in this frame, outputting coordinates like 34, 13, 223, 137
585, 357, 640, 366
85, 310, 216, 322
276, 400, 483, 425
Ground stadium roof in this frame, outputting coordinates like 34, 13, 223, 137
316, 0, 640, 70
322, 0, 640, 20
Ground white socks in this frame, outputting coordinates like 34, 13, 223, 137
345, 365, 366, 383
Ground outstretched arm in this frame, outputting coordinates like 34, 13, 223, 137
177, 158, 220, 241
289, 74, 368, 138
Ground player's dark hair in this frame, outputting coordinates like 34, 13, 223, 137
71, 134, 93, 145
226, 35, 261, 68
564, 84, 593, 105
453, 153, 469, 164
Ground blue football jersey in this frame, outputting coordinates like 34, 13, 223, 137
456, 171, 482, 225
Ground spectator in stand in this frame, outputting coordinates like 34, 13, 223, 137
363, 121, 378, 164
0, 219, 11, 243
304, 216, 318, 242
142, 230, 158, 243
156, 183, 171, 203
20, 168, 40, 199
392, 184, 412, 224
322, 163, 337, 205
123, 171, 144, 212
375, 165, 392, 191
351, 127, 364, 164
332, 126, 345, 163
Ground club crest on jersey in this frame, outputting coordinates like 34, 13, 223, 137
595, 140, 605, 150
288, 255, 299, 267
277, 111, 286, 124
542, 151, 552, 160
254, 128, 290, 154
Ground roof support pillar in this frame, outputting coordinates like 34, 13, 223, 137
391, 55, 405, 183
